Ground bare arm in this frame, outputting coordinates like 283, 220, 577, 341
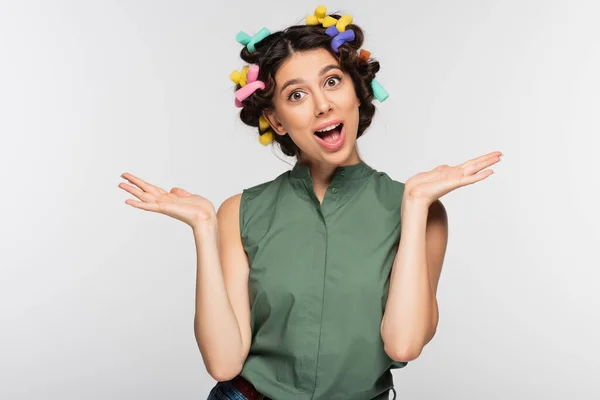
380, 198, 448, 362
117, 174, 252, 381
380, 152, 498, 361
193, 193, 252, 381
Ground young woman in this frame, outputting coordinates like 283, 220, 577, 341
118, 6, 501, 400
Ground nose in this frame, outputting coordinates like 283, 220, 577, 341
313, 90, 332, 116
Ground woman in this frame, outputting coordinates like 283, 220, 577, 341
118, 6, 501, 400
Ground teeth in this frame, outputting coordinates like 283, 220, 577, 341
316, 123, 341, 132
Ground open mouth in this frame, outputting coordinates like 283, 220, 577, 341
314, 123, 343, 139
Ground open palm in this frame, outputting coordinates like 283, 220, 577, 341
118, 172, 216, 229
404, 151, 502, 205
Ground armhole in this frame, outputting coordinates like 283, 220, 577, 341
390, 361, 409, 369
239, 189, 250, 249
398, 181, 405, 227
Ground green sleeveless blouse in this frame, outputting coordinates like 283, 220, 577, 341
238, 160, 408, 400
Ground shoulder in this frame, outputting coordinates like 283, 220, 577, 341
218, 170, 287, 210
371, 169, 405, 189
217, 193, 242, 233
369, 169, 406, 206
239, 171, 288, 206
216, 174, 282, 227
218, 172, 288, 233
241, 179, 277, 201
373, 169, 447, 216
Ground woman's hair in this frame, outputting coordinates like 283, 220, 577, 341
234, 14, 381, 157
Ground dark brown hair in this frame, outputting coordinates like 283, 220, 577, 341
235, 14, 381, 157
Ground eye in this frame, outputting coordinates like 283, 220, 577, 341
286, 75, 342, 102
288, 90, 306, 102
325, 75, 342, 87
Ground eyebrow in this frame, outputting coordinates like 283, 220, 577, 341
279, 64, 342, 95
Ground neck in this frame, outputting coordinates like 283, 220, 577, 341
297, 146, 361, 187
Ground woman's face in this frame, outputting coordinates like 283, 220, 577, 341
264, 48, 361, 164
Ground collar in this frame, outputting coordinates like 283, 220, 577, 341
289, 159, 375, 182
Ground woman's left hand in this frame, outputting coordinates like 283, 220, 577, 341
403, 151, 502, 206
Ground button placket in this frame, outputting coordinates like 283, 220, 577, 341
329, 168, 344, 198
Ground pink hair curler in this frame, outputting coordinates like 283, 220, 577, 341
246, 64, 259, 83
235, 80, 266, 103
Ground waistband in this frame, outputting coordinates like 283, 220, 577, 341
230, 375, 271, 400
231, 375, 395, 399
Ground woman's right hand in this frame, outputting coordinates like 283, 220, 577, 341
118, 172, 216, 230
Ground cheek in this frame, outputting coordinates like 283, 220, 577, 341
284, 105, 315, 130
338, 84, 360, 109
340, 94, 360, 115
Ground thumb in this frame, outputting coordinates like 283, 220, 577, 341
170, 187, 192, 197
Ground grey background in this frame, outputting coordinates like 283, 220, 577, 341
1, 0, 598, 398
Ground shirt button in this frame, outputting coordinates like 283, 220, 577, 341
340, 169, 345, 176
331, 187, 338, 194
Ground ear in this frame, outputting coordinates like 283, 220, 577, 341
262, 110, 286, 136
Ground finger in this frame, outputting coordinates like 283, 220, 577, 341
471, 155, 500, 173
462, 155, 501, 175
460, 151, 502, 169
124, 198, 161, 212
461, 168, 494, 185
171, 187, 192, 197
459, 152, 498, 169
120, 173, 166, 196
121, 173, 166, 196
119, 182, 153, 202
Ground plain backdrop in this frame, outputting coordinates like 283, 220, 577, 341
1, 0, 599, 399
